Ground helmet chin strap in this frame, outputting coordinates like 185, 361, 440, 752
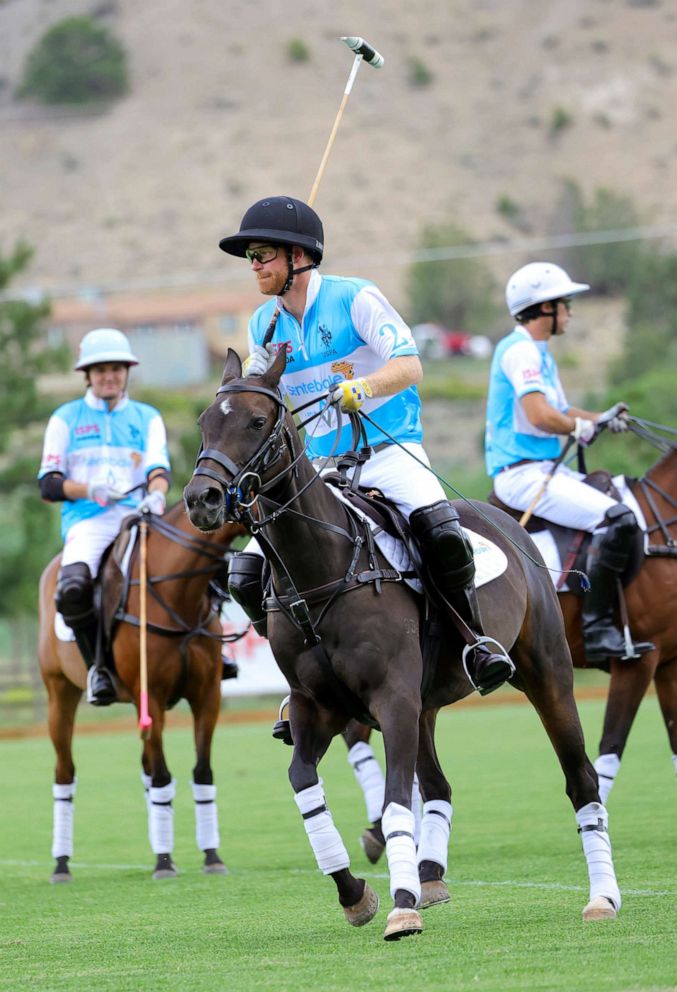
279, 247, 318, 295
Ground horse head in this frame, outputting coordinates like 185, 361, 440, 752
184, 347, 293, 532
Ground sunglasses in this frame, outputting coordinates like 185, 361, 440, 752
245, 245, 280, 264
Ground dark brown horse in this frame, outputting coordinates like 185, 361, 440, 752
38, 501, 242, 882
184, 350, 622, 941
560, 442, 677, 801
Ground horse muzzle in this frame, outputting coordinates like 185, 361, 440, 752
183, 478, 226, 532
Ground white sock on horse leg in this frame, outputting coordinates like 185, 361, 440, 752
412, 774, 423, 846
191, 781, 219, 851
594, 753, 621, 805
141, 771, 152, 811
576, 802, 621, 910
294, 779, 350, 875
51, 781, 76, 859
347, 742, 385, 824
148, 779, 176, 855
417, 800, 452, 873
382, 801, 421, 905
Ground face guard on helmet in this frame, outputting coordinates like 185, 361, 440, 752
218, 196, 324, 294
74, 328, 139, 371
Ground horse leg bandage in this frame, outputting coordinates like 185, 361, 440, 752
382, 802, 421, 904
417, 800, 452, 873
412, 773, 423, 846
347, 742, 385, 824
294, 780, 350, 875
51, 781, 76, 859
148, 779, 176, 855
192, 781, 220, 852
576, 802, 621, 910
141, 771, 152, 814
593, 753, 621, 805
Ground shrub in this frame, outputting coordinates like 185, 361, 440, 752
407, 56, 433, 87
286, 38, 310, 63
549, 106, 572, 135
18, 16, 128, 105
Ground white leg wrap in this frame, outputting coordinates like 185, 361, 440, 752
51, 781, 76, 859
294, 780, 350, 875
412, 774, 423, 847
148, 779, 176, 856
672, 754, 677, 781
594, 753, 621, 805
417, 800, 452, 873
347, 742, 385, 824
576, 802, 621, 911
382, 801, 421, 905
192, 781, 220, 852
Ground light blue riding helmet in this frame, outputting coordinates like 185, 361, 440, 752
74, 328, 139, 370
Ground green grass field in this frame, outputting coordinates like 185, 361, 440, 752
1, 696, 675, 992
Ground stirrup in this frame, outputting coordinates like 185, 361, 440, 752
272, 694, 293, 745
86, 666, 116, 706
462, 637, 515, 696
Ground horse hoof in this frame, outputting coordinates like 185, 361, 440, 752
50, 871, 72, 884
343, 882, 379, 927
360, 828, 385, 865
420, 879, 450, 909
202, 861, 229, 875
383, 907, 423, 941
582, 896, 617, 921
152, 860, 178, 880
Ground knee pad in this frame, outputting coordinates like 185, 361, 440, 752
410, 501, 474, 578
55, 563, 94, 620
603, 503, 637, 534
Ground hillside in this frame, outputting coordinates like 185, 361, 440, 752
2, 0, 677, 313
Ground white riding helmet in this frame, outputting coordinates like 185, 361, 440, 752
505, 262, 590, 317
74, 328, 139, 370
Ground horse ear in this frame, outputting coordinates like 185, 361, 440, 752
262, 345, 287, 386
221, 348, 243, 384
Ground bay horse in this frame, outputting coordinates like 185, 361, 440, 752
183, 349, 622, 942
38, 501, 242, 882
560, 436, 677, 801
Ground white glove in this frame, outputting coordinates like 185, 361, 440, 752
137, 490, 166, 515
572, 417, 596, 446
243, 343, 276, 377
329, 378, 373, 412
596, 402, 629, 433
87, 480, 126, 507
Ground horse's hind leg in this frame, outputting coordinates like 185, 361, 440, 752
519, 646, 621, 920
288, 692, 379, 930
189, 670, 228, 875
46, 673, 81, 884
343, 720, 386, 863
415, 708, 452, 910
594, 652, 658, 802
653, 656, 677, 786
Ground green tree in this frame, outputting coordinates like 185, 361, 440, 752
18, 16, 128, 105
406, 223, 502, 335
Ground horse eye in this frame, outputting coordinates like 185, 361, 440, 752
251, 416, 267, 431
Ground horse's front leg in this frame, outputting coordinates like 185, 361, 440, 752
46, 671, 81, 884
139, 707, 177, 879
288, 692, 379, 929
416, 707, 453, 909
188, 649, 228, 875
377, 694, 424, 940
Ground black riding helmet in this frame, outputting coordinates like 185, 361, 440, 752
219, 196, 324, 295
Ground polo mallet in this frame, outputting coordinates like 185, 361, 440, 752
519, 434, 576, 528
138, 516, 152, 739
262, 35, 384, 346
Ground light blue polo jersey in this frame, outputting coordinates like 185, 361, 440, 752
248, 270, 423, 459
485, 326, 570, 476
38, 390, 170, 537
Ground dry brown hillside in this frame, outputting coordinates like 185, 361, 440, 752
2, 0, 677, 310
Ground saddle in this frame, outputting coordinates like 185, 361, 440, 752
487, 470, 643, 593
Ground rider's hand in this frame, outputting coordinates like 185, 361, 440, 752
572, 417, 596, 446
243, 343, 275, 377
329, 378, 373, 412
137, 490, 166, 515
87, 481, 126, 507
596, 402, 629, 433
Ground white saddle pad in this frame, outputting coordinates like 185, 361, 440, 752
55, 612, 76, 642
331, 489, 508, 593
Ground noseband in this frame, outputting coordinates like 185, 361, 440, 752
193, 382, 291, 518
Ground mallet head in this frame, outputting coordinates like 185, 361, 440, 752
341, 36, 384, 68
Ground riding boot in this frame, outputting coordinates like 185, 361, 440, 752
410, 501, 515, 696
55, 562, 116, 706
582, 505, 655, 663
226, 552, 268, 637
221, 653, 239, 680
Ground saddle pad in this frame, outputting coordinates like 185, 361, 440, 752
331, 489, 508, 592
55, 612, 76, 642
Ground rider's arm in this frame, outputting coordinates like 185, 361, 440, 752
521, 392, 597, 435
362, 354, 423, 398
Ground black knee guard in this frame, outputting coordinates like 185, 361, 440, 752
594, 504, 639, 573
409, 501, 475, 589
227, 552, 268, 637
55, 562, 94, 624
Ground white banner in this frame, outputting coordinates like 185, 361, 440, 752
219, 599, 289, 697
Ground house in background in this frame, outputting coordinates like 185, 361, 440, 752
46, 287, 261, 387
